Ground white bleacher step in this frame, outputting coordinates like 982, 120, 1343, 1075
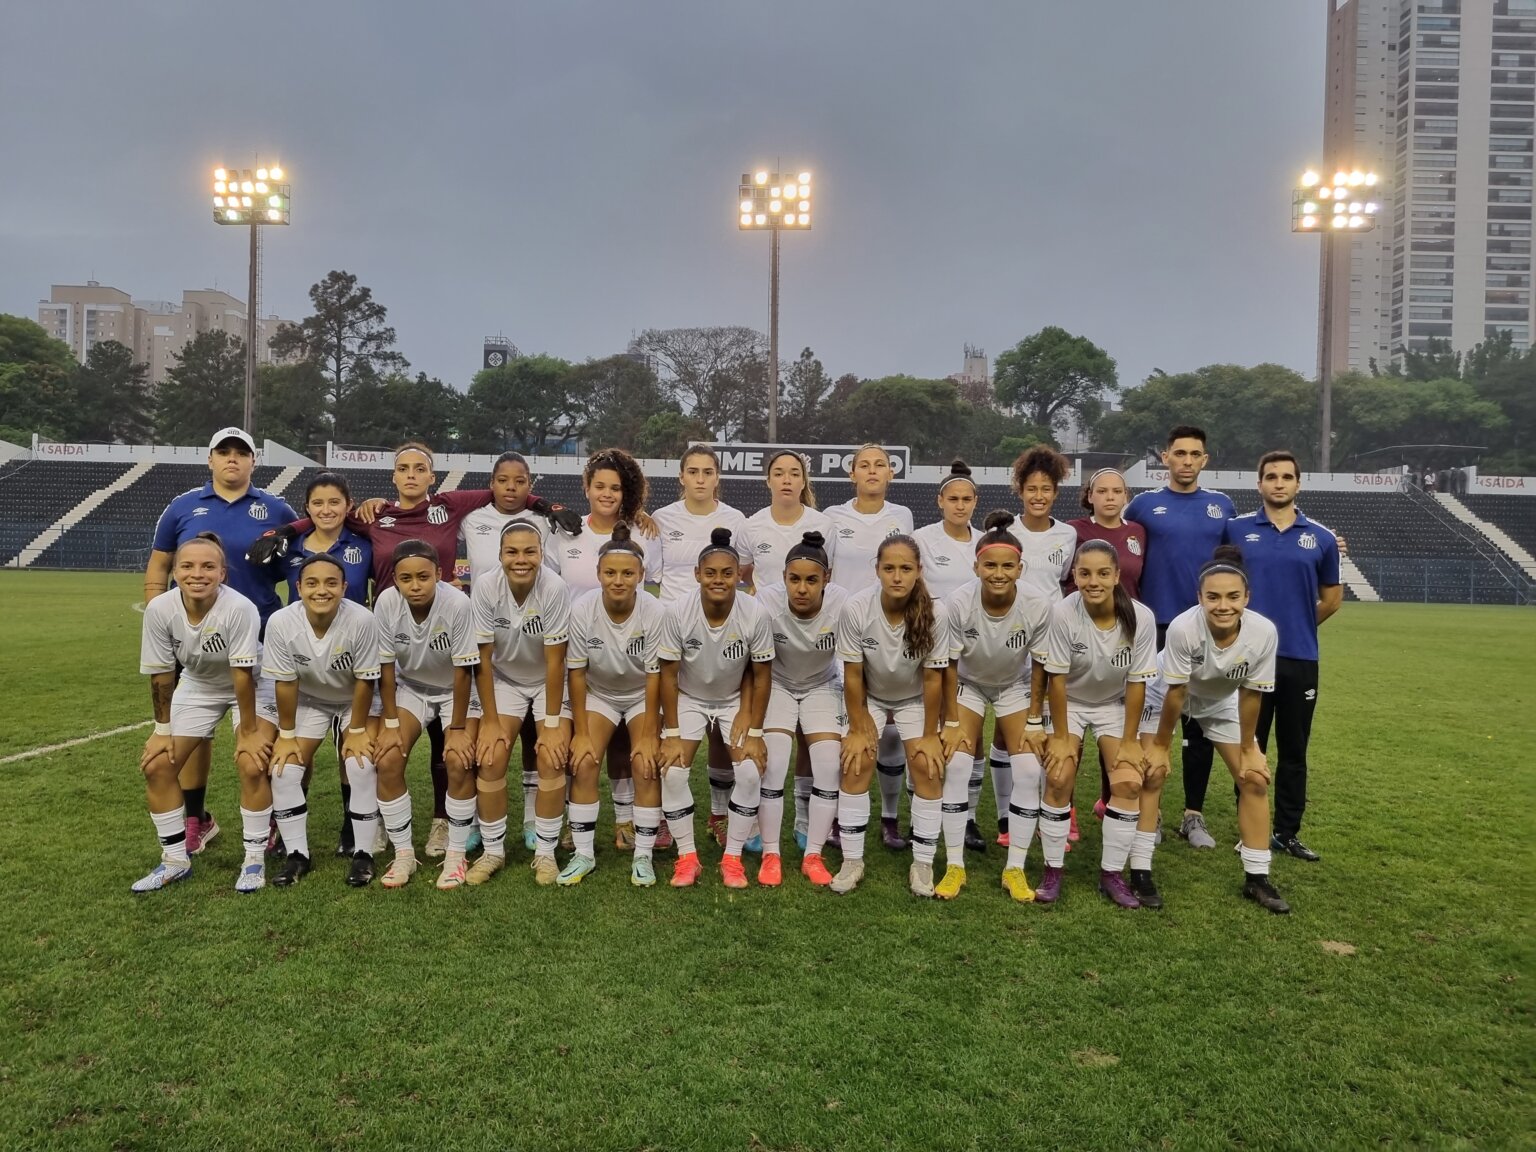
18, 461, 156, 568
438, 470, 465, 493
1433, 492, 1536, 579
1339, 556, 1380, 603
264, 465, 305, 500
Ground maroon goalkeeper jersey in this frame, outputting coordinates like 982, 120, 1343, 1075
1065, 517, 1146, 601
289, 489, 493, 588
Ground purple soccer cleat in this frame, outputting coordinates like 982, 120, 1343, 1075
1034, 864, 1064, 904
1098, 869, 1142, 910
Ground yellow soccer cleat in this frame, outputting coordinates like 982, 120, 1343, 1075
465, 852, 506, 886
1000, 866, 1035, 903
934, 864, 967, 900
530, 854, 560, 886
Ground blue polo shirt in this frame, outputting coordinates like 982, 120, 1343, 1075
1125, 487, 1236, 625
152, 482, 297, 624
282, 528, 373, 606
1222, 508, 1339, 662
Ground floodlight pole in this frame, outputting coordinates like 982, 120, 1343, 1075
1317, 227, 1334, 473
768, 227, 780, 443
246, 221, 258, 436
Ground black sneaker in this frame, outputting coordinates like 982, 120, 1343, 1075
1271, 834, 1320, 862
273, 852, 312, 888
335, 824, 356, 858
964, 820, 987, 853
345, 851, 375, 888
1242, 873, 1291, 914
1128, 869, 1164, 910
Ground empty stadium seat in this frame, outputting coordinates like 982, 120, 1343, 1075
0, 461, 134, 564
1463, 494, 1536, 559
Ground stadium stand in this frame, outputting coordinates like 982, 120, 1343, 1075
0, 461, 133, 565
1463, 494, 1536, 560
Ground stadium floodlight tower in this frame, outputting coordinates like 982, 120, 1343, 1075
738, 166, 813, 443
212, 162, 291, 436
1293, 167, 1380, 472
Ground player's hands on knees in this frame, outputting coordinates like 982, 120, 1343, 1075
270, 736, 304, 777
913, 735, 945, 783
570, 734, 598, 775
373, 724, 403, 764
475, 724, 508, 769
1044, 736, 1078, 787
139, 733, 175, 776
940, 724, 969, 762
235, 726, 270, 769
535, 725, 569, 773
1143, 743, 1171, 787
659, 737, 687, 770
737, 735, 767, 771
1020, 724, 1048, 759
1239, 743, 1271, 786
841, 730, 874, 774
444, 726, 473, 772
341, 729, 372, 765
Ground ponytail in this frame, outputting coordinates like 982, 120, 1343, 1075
877, 534, 937, 661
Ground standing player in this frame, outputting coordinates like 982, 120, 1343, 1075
461, 451, 560, 582
279, 472, 372, 604
1223, 450, 1341, 863
1125, 425, 1235, 851
913, 461, 980, 601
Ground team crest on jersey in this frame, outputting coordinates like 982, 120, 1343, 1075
1225, 660, 1249, 681
1126, 536, 1142, 556
1005, 628, 1027, 650
1206, 504, 1224, 519
379, 516, 397, 528
248, 503, 269, 521
429, 630, 451, 652
814, 630, 836, 651
200, 631, 227, 654
1047, 547, 1066, 566
626, 636, 646, 657
521, 614, 544, 636
884, 525, 902, 539
721, 638, 746, 661
343, 546, 362, 565
329, 650, 354, 671
423, 504, 446, 526
1298, 532, 1318, 550
1110, 645, 1132, 669
1245, 533, 1262, 542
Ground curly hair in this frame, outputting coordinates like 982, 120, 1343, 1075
583, 447, 649, 524
1011, 444, 1069, 494
876, 535, 938, 662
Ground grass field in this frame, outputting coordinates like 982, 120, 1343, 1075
1, 571, 1532, 1151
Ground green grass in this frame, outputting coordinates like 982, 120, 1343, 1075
1, 571, 1532, 1151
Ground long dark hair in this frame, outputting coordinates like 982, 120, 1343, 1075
584, 447, 648, 524
876, 534, 937, 661
1074, 539, 1137, 645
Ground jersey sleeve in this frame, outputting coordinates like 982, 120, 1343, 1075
748, 603, 775, 663
565, 601, 590, 670
1040, 603, 1074, 675
139, 598, 176, 675
449, 596, 479, 667
150, 500, 182, 553
1245, 622, 1278, 692
351, 612, 382, 681
226, 598, 261, 669
441, 488, 497, 517
261, 617, 297, 682
1319, 531, 1341, 586
640, 600, 664, 674
541, 582, 570, 646
1160, 618, 1194, 685
657, 605, 683, 662
897, 505, 915, 533
1123, 493, 1146, 527
1025, 597, 1053, 654
836, 597, 865, 664
922, 603, 951, 669
944, 592, 965, 660
471, 575, 498, 643
734, 521, 755, 567
376, 595, 399, 665
1127, 609, 1159, 684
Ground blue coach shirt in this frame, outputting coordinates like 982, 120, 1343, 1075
1125, 487, 1236, 625
282, 528, 373, 606
152, 482, 297, 624
1222, 508, 1339, 662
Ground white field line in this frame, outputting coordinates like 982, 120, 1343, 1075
1, 721, 152, 764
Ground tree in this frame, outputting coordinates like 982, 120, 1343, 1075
0, 315, 77, 443
1330, 373, 1508, 469
155, 330, 245, 444
333, 371, 465, 450
829, 376, 968, 461
632, 410, 713, 458
573, 355, 674, 451
256, 361, 333, 456
464, 355, 583, 453
993, 326, 1118, 439
780, 347, 834, 442
72, 340, 153, 442
630, 326, 769, 439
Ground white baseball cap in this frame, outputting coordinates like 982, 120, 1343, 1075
208, 427, 257, 454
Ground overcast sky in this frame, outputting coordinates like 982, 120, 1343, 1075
0, 1, 1325, 396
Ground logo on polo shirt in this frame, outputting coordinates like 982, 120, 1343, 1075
933, 554, 950, 566
566, 548, 581, 559
292, 654, 310, 666
1206, 504, 1224, 519
1190, 652, 1205, 667
429, 631, 451, 652
1245, 533, 1261, 542
963, 626, 980, 640
1110, 645, 1132, 669
1299, 533, 1318, 550
379, 516, 397, 528
1126, 536, 1141, 555
721, 638, 746, 661
587, 636, 604, 649
394, 632, 411, 646
200, 631, 227, 654
330, 650, 354, 671
773, 631, 789, 644
427, 504, 449, 526
685, 638, 703, 652
859, 636, 879, 650
474, 523, 493, 535
756, 541, 773, 554
248, 503, 269, 521
667, 530, 685, 541
343, 546, 362, 565
1070, 641, 1088, 655
492, 616, 512, 629
1047, 546, 1066, 566
191, 507, 209, 518
1151, 506, 1167, 516
838, 527, 856, 539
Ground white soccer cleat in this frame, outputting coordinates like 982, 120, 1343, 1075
131, 859, 192, 893
235, 861, 266, 893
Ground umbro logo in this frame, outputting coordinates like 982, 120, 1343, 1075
567, 549, 581, 558
292, 654, 310, 666
933, 555, 950, 566
394, 632, 411, 645
667, 530, 685, 540
427, 504, 449, 526
757, 542, 773, 554
1070, 642, 1088, 655
1152, 506, 1167, 515
859, 637, 878, 650
964, 627, 980, 640
838, 528, 855, 538
685, 638, 703, 651
379, 516, 397, 528
475, 523, 493, 535
191, 507, 209, 517
429, 631, 451, 652
493, 616, 512, 629
1245, 533, 1262, 542
773, 632, 789, 644
587, 637, 604, 649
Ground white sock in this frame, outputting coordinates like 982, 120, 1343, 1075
271, 771, 310, 859
611, 777, 635, 824
941, 751, 972, 867
806, 741, 840, 854
709, 769, 733, 818
909, 796, 940, 865
876, 761, 904, 821
758, 753, 788, 855
837, 790, 870, 861
1130, 828, 1157, 871
567, 800, 598, 859
151, 805, 189, 866
1101, 805, 1138, 871
1039, 802, 1070, 868
793, 772, 812, 835
967, 754, 986, 818
662, 766, 697, 856
521, 768, 538, 826
378, 792, 414, 855
344, 756, 379, 855
633, 804, 661, 860
479, 814, 508, 860
445, 795, 476, 855
1240, 844, 1271, 876
534, 814, 561, 859
1005, 753, 1043, 870
240, 805, 271, 864
726, 760, 761, 854
991, 746, 1013, 829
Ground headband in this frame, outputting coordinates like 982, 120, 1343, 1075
1086, 467, 1126, 489
395, 447, 433, 465
1201, 563, 1248, 584
975, 537, 1021, 555
939, 472, 977, 494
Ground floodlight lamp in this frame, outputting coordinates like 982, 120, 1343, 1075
1348, 201, 1362, 213
798, 171, 810, 184
770, 187, 781, 199
1334, 203, 1346, 214
770, 199, 781, 212
1301, 170, 1318, 186
225, 209, 239, 220
741, 199, 753, 212
269, 195, 282, 207
256, 168, 268, 180
755, 171, 768, 184
255, 182, 268, 194
214, 196, 224, 207
241, 181, 254, 193
1301, 215, 1317, 228
799, 200, 810, 211
1365, 201, 1378, 214
215, 167, 227, 181
1318, 187, 1331, 199
800, 213, 810, 226
242, 196, 252, 207
1331, 216, 1347, 228
1363, 172, 1377, 186
1303, 201, 1317, 214
740, 213, 753, 226
1349, 215, 1364, 227
783, 183, 797, 198
267, 209, 281, 221
1333, 171, 1348, 185
755, 213, 766, 225
214, 180, 227, 193
1349, 171, 1365, 185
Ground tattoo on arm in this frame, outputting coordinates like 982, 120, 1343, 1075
151, 676, 175, 722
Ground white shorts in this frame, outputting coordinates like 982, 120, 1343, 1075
764, 681, 846, 736
169, 676, 277, 738
492, 677, 570, 724
396, 680, 484, 727
255, 684, 379, 738
1062, 698, 1133, 741
865, 695, 926, 742
956, 679, 1032, 720
678, 692, 743, 743
584, 691, 649, 728
1139, 676, 1240, 745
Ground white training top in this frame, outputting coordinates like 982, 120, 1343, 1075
745, 505, 836, 586
140, 585, 261, 691
470, 567, 572, 687
566, 587, 665, 708
657, 592, 775, 704
262, 598, 383, 705
1039, 591, 1158, 707
651, 500, 755, 603
1160, 605, 1278, 701
548, 516, 662, 595
912, 521, 979, 601
374, 582, 479, 693
755, 582, 848, 693
944, 578, 1053, 691
837, 585, 950, 703
1008, 519, 1078, 602
825, 499, 914, 594
461, 504, 556, 584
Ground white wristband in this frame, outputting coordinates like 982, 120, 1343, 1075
747, 727, 763, 739
278, 728, 297, 740
348, 727, 366, 736
543, 715, 561, 729
943, 720, 960, 729
153, 721, 171, 737
1026, 717, 1045, 728
383, 718, 400, 729
661, 727, 681, 739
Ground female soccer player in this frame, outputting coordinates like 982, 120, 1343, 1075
461, 451, 559, 583
371, 539, 480, 890
1038, 541, 1157, 907
566, 526, 665, 886
826, 444, 915, 850
260, 553, 383, 889
836, 534, 951, 897
279, 472, 372, 604
913, 460, 980, 601
941, 512, 1053, 902
469, 522, 572, 887
746, 449, 835, 580
754, 531, 848, 886
1139, 547, 1290, 913
134, 534, 273, 892
656, 529, 776, 888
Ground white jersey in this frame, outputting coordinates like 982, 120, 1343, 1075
1008, 518, 1078, 602
912, 521, 979, 601
1161, 605, 1278, 701
549, 516, 663, 596
755, 582, 848, 693
461, 503, 556, 585
837, 585, 950, 702
471, 567, 572, 687
745, 505, 836, 585
374, 582, 479, 693
944, 579, 1053, 691
825, 499, 914, 594
1040, 591, 1158, 706
651, 500, 755, 603
567, 587, 665, 706
140, 585, 261, 691
657, 592, 775, 704
261, 598, 382, 706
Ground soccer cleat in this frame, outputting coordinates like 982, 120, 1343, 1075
1000, 866, 1035, 903
423, 817, 449, 859
707, 813, 729, 848
131, 858, 192, 893
523, 821, 537, 852
655, 822, 674, 851
794, 823, 809, 851
436, 853, 468, 890
1092, 797, 1107, 821
1243, 874, 1292, 914
828, 822, 841, 849
560, 821, 575, 852
272, 852, 312, 888
1034, 864, 1064, 904
335, 822, 355, 858
466, 824, 483, 854
614, 821, 636, 851
881, 817, 908, 851
465, 852, 506, 886
631, 855, 657, 887
346, 852, 376, 888
934, 864, 967, 900
829, 859, 865, 895
1128, 868, 1163, 909
382, 852, 418, 889
996, 830, 1011, 848
530, 854, 560, 886
187, 813, 219, 855
671, 851, 702, 888
758, 853, 783, 887
196, 813, 220, 852
744, 833, 763, 854
909, 860, 936, 898
1178, 812, 1217, 850
964, 820, 987, 853
1068, 807, 1081, 843
265, 816, 286, 859
720, 853, 749, 889
374, 823, 389, 855
558, 854, 596, 886
235, 861, 265, 894
1098, 869, 1141, 909
1271, 834, 1321, 862
800, 853, 833, 887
